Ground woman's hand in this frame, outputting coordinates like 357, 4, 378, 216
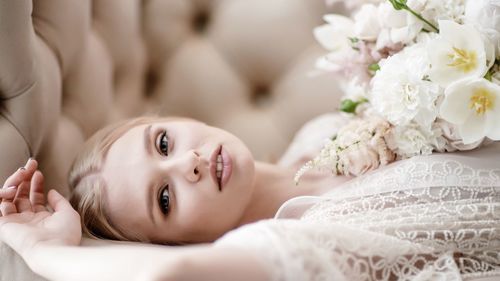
0, 159, 82, 260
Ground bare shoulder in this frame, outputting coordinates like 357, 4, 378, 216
278, 113, 352, 169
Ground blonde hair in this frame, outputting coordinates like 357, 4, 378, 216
68, 116, 183, 242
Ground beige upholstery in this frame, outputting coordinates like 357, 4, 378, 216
0, 0, 343, 198
0, 1, 343, 279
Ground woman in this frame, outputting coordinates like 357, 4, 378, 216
1, 115, 499, 281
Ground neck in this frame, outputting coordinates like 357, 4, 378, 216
237, 161, 332, 226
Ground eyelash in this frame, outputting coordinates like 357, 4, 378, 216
159, 185, 170, 215
156, 130, 171, 216
157, 130, 169, 156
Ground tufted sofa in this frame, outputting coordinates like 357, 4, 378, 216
0, 0, 343, 197
1, 0, 344, 279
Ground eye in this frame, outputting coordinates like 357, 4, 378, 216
157, 131, 169, 156
158, 185, 170, 215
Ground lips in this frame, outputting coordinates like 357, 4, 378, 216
210, 145, 223, 191
209, 145, 232, 191
219, 147, 232, 189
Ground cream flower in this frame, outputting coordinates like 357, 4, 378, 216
336, 143, 380, 176
385, 122, 444, 158
294, 117, 395, 182
353, 4, 381, 41
428, 20, 495, 87
313, 15, 354, 52
313, 15, 357, 73
375, 2, 421, 49
465, 0, 500, 57
434, 118, 485, 151
371, 43, 442, 129
439, 78, 500, 144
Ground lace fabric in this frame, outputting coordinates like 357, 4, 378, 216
215, 115, 500, 281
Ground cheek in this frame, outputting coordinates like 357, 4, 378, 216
174, 190, 243, 232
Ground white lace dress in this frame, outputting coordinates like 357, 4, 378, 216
215, 114, 500, 281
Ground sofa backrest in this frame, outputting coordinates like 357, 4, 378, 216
0, 0, 343, 196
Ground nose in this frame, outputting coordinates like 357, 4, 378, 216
164, 150, 201, 183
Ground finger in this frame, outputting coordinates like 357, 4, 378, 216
0, 197, 17, 216
13, 180, 33, 213
1, 159, 37, 216
2, 158, 38, 189
0, 187, 17, 216
30, 171, 46, 212
0, 186, 17, 200
48, 189, 74, 213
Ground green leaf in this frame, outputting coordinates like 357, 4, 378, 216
485, 70, 493, 82
341, 98, 369, 113
348, 37, 359, 44
340, 99, 357, 113
368, 63, 380, 72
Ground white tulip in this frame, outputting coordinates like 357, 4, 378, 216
439, 78, 500, 144
428, 20, 495, 87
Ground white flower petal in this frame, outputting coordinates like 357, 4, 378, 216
459, 112, 487, 144
439, 20, 485, 54
486, 107, 500, 140
315, 55, 342, 72
353, 4, 380, 41
439, 80, 474, 124
323, 14, 353, 26
314, 25, 341, 51
484, 83, 500, 140
314, 15, 355, 51
428, 20, 488, 87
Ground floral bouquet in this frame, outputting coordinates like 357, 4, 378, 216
295, 0, 500, 183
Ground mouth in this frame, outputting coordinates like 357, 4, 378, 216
210, 146, 223, 191
210, 145, 232, 191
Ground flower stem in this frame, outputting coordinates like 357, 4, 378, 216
404, 7, 439, 32
387, 0, 439, 33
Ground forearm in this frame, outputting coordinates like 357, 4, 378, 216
25, 241, 184, 281
24, 242, 271, 281
172, 246, 271, 281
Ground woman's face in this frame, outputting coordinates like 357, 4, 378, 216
100, 119, 256, 244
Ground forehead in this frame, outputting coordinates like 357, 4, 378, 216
101, 124, 152, 230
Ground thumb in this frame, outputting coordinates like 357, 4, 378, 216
47, 189, 73, 213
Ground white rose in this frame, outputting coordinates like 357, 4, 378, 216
465, 0, 500, 57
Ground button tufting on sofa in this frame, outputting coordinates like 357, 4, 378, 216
0, 0, 343, 199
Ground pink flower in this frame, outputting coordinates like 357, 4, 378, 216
434, 119, 489, 151
335, 116, 396, 176
337, 143, 381, 176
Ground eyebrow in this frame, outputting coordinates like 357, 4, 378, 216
146, 181, 157, 227
144, 124, 153, 156
143, 124, 156, 226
